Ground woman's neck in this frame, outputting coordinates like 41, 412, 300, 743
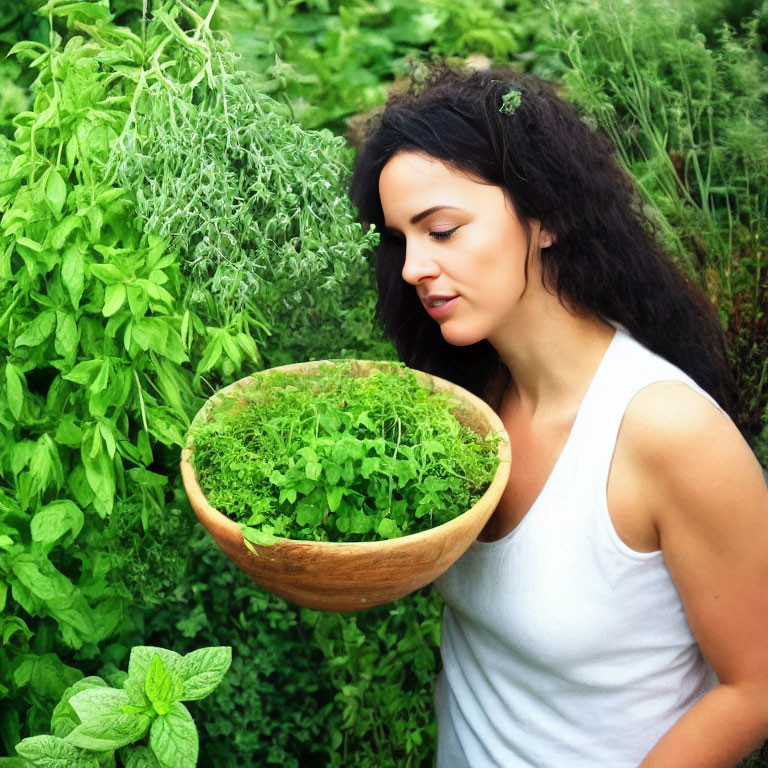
489, 292, 616, 417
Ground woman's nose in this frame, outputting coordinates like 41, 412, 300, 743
401, 243, 440, 285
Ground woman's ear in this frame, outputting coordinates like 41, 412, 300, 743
538, 228, 555, 249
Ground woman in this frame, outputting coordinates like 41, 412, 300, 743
349, 65, 768, 768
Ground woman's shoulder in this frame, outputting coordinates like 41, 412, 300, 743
616, 380, 765, 521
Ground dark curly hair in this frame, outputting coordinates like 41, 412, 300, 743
349, 64, 738, 423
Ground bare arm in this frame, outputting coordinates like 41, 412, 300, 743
620, 383, 768, 768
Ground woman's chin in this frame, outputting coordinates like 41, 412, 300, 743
439, 325, 484, 347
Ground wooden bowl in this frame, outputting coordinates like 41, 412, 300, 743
180, 360, 511, 612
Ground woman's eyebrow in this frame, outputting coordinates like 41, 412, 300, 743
384, 205, 462, 232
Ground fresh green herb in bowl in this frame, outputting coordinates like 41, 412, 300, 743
180, 360, 510, 611
188, 360, 500, 545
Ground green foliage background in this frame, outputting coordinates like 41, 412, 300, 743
0, 0, 766, 766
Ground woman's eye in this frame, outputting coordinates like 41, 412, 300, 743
429, 227, 459, 242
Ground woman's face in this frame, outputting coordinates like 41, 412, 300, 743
378, 151, 551, 347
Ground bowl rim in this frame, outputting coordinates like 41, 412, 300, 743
181, 359, 511, 550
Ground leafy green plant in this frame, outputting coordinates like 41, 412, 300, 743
0, 0, 382, 746
301, 591, 441, 768
6, 644, 231, 768
0, 2, 199, 734
189, 362, 500, 543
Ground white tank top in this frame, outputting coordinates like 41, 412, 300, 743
433, 328, 721, 768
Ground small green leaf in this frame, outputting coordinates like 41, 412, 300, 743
45, 169, 67, 215
2, 616, 32, 645
15, 734, 99, 768
123, 675, 151, 710
30, 500, 84, 549
125, 468, 168, 488
54, 416, 83, 447
68, 688, 130, 726
14, 311, 56, 348
61, 245, 85, 309
128, 648, 182, 688
120, 745, 161, 768
195, 337, 223, 374
377, 518, 400, 538
81, 430, 115, 518
7, 41, 48, 60
103, 284, 126, 317
66, 688, 150, 751
326, 485, 344, 513
15, 236, 42, 253
242, 525, 281, 547
145, 655, 182, 716
148, 702, 197, 768
178, 647, 231, 702
12, 653, 82, 702
54, 311, 78, 360
89, 263, 123, 284
62, 359, 102, 386
90, 360, 110, 394
295, 494, 323, 527
49, 215, 82, 250
51, 676, 109, 738
65, 715, 151, 752
5, 363, 24, 419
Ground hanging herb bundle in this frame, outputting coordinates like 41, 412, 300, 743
189, 362, 501, 544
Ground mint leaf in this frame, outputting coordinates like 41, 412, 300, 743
127, 647, 182, 686
377, 518, 400, 538
65, 714, 151, 752
14, 311, 56, 348
60, 243, 85, 309
103, 283, 126, 317
119, 745, 161, 768
66, 688, 150, 751
54, 310, 78, 360
123, 675, 151, 709
13, 653, 82, 703
148, 702, 197, 768
68, 687, 129, 726
15, 735, 100, 768
145, 655, 183, 715
51, 676, 109, 738
178, 646, 232, 701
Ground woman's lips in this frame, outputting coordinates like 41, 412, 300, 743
423, 295, 459, 319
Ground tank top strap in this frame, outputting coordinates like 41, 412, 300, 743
573, 328, 726, 501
